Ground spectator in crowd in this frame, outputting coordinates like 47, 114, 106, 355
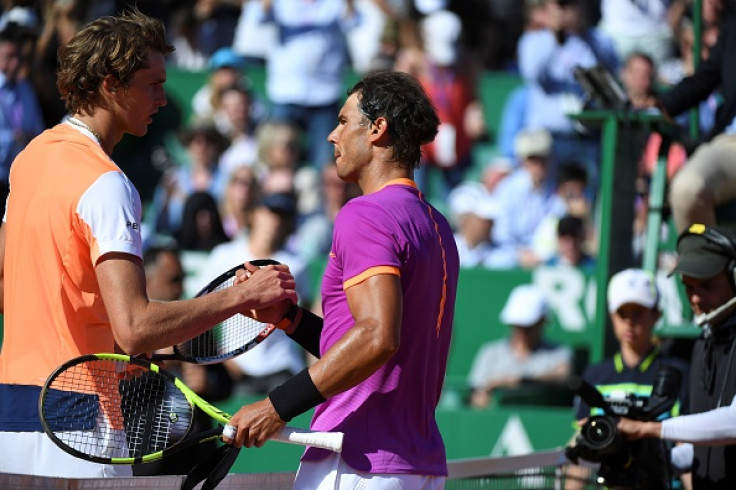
191, 46, 249, 125
32, 0, 85, 128
493, 0, 551, 161
216, 83, 260, 177
531, 161, 592, 264
491, 128, 559, 268
197, 191, 308, 396
167, 0, 242, 70
479, 156, 513, 194
395, 8, 486, 199
242, 0, 359, 169
231, 0, 277, 66
0, 25, 44, 213
133, 243, 235, 476
254, 119, 320, 217
219, 164, 261, 239
621, 51, 657, 109
177, 190, 230, 252
468, 284, 573, 409
149, 120, 230, 237
517, 0, 619, 190
568, 268, 690, 488
617, 224, 736, 490
545, 214, 596, 270
447, 181, 510, 269
658, 3, 736, 232
597, 0, 686, 68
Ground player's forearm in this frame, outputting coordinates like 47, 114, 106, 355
113, 288, 257, 354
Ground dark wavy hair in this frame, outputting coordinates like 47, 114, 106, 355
348, 71, 439, 169
56, 9, 174, 115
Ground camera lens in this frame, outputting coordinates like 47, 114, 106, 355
581, 416, 617, 450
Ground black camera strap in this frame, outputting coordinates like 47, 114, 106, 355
716, 336, 736, 408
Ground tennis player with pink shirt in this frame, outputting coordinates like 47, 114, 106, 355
225, 71, 460, 489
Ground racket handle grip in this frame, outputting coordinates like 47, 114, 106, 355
273, 426, 344, 453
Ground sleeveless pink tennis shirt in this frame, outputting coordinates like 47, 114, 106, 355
303, 178, 459, 476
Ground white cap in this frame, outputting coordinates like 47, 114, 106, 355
415, 0, 448, 15
607, 268, 659, 313
514, 129, 552, 160
448, 182, 500, 220
421, 10, 462, 66
0, 7, 38, 32
500, 284, 549, 327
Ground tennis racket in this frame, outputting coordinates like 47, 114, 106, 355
39, 353, 343, 465
149, 259, 283, 365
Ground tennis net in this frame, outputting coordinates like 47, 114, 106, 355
446, 449, 603, 490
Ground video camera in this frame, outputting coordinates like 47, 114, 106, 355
565, 364, 683, 490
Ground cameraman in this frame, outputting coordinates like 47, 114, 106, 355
618, 224, 736, 490
568, 268, 689, 489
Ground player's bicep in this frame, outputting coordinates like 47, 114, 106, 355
345, 272, 402, 350
95, 252, 149, 353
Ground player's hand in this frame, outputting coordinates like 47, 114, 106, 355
222, 398, 285, 448
233, 262, 297, 316
617, 417, 661, 441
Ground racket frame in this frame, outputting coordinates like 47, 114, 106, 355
39, 353, 342, 465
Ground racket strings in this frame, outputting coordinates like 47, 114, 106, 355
177, 277, 271, 362
42, 359, 193, 460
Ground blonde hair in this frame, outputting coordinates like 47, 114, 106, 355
57, 9, 174, 115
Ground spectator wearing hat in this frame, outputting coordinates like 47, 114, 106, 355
490, 128, 561, 268
575, 268, 689, 421
617, 224, 736, 490
569, 268, 690, 488
191, 47, 252, 125
467, 284, 573, 408
448, 181, 511, 269
148, 120, 230, 237
195, 189, 309, 396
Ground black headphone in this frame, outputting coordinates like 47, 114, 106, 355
677, 223, 736, 292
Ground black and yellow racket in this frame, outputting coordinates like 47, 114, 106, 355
39, 353, 342, 465
149, 259, 283, 365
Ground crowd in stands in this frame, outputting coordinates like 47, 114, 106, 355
0, 0, 724, 406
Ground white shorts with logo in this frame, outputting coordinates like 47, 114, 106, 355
294, 451, 446, 490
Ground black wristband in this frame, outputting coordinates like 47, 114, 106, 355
268, 368, 326, 422
287, 308, 323, 358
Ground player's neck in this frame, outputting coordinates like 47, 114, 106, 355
359, 163, 411, 195
70, 111, 118, 155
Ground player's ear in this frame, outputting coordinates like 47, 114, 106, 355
101, 76, 121, 96
370, 116, 390, 144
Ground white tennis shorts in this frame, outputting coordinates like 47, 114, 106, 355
294, 451, 446, 490
0, 431, 132, 478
